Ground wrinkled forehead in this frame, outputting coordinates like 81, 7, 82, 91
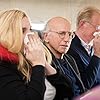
91, 13, 100, 31
48, 18, 71, 31
91, 12, 100, 25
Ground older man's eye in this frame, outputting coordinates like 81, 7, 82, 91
59, 32, 66, 35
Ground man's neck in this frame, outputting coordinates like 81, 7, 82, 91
46, 45, 63, 59
75, 31, 90, 44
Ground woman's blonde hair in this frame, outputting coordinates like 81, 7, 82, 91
0, 9, 52, 82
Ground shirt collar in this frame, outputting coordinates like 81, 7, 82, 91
78, 37, 93, 55
78, 36, 88, 47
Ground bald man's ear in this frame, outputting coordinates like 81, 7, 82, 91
43, 32, 49, 43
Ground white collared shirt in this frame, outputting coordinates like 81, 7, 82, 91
78, 37, 93, 56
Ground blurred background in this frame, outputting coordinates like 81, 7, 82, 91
0, 0, 100, 30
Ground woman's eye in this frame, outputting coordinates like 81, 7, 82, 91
22, 28, 26, 33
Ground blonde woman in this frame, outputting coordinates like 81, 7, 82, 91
0, 9, 56, 100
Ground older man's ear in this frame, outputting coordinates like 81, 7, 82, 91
42, 32, 49, 43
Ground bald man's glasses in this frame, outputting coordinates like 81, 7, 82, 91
49, 30, 75, 39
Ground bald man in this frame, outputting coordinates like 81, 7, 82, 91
43, 17, 71, 57
41, 17, 86, 100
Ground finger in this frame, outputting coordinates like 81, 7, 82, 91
94, 34, 99, 39
27, 34, 34, 47
26, 41, 33, 53
31, 34, 42, 46
32, 32, 42, 44
33, 31, 40, 39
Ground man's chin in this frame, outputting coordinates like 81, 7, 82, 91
64, 48, 69, 53
60, 50, 68, 54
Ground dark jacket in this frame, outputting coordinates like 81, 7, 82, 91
47, 51, 86, 100
0, 60, 45, 100
47, 67, 73, 100
67, 35, 100, 89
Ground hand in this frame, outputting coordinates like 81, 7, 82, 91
45, 62, 57, 75
93, 35, 100, 58
24, 32, 46, 67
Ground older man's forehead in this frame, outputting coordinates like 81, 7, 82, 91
49, 19, 70, 29
49, 17, 70, 25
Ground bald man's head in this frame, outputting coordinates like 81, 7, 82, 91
44, 17, 71, 32
42, 17, 72, 58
